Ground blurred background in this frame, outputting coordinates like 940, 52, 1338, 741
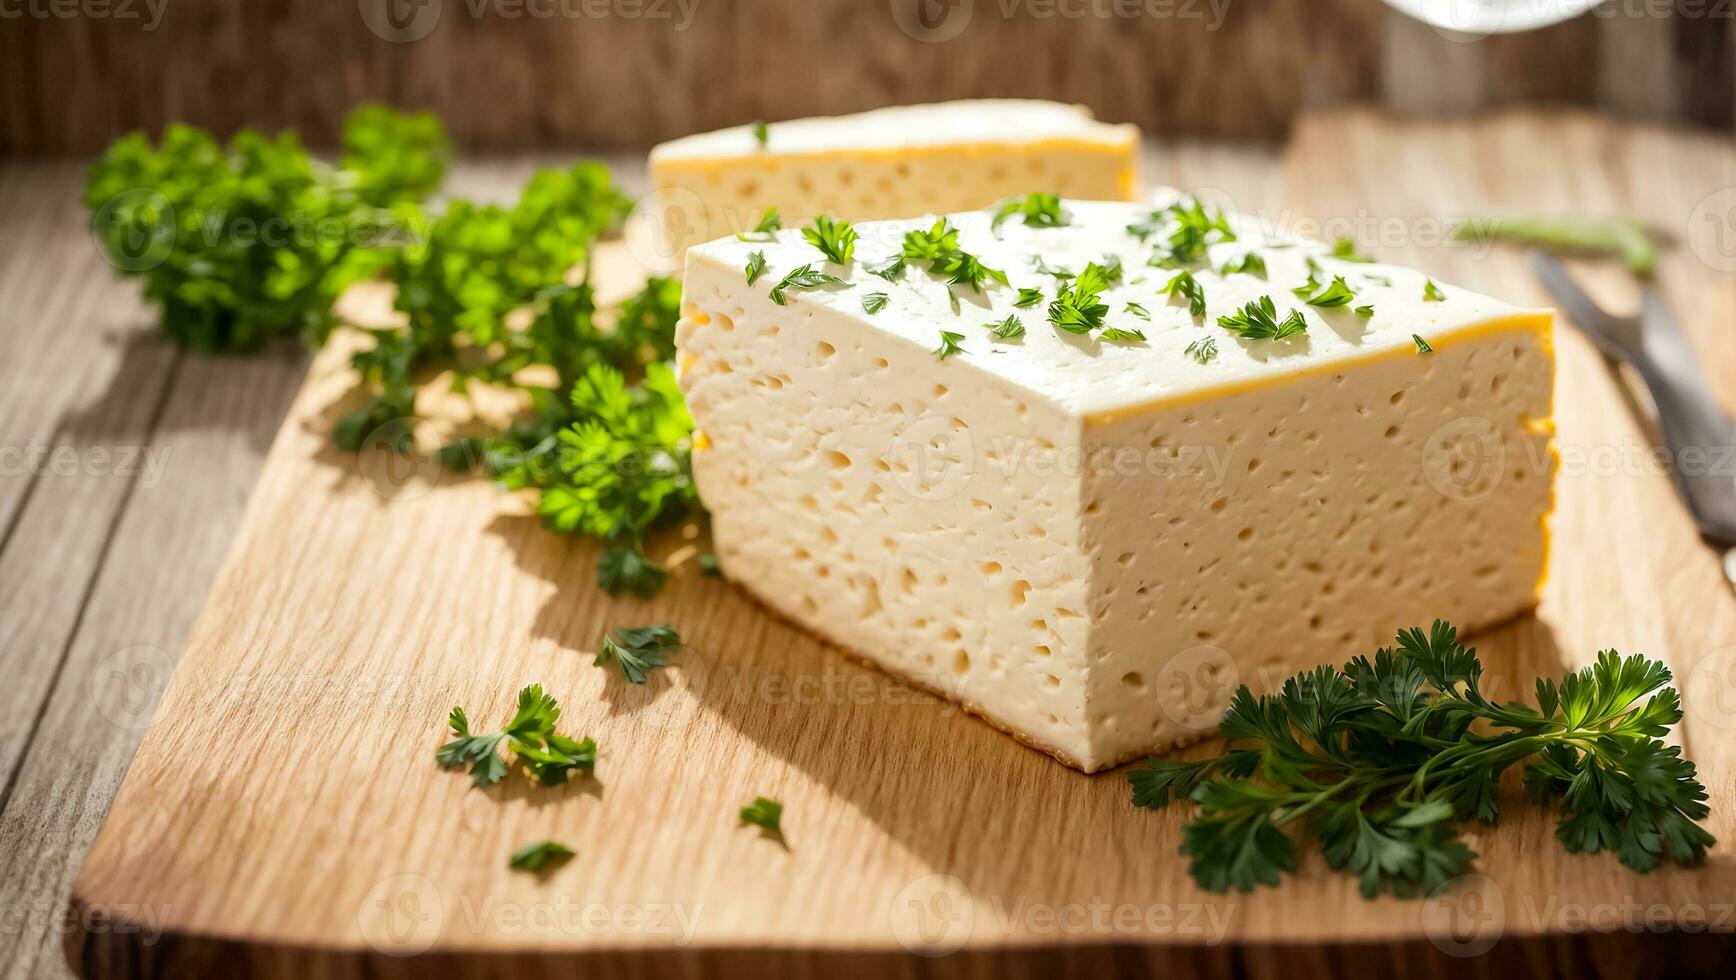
1, 0, 1731, 154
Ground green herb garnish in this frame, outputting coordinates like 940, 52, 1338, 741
1412, 334, 1434, 354
1423, 279, 1447, 302
990, 192, 1068, 231
1130, 622, 1715, 897
745, 250, 768, 285
770, 264, 845, 305
1299, 274, 1356, 308
862, 291, 889, 314
1101, 327, 1146, 343
1014, 287, 1044, 308
736, 207, 781, 241
1124, 301, 1151, 320
1047, 261, 1112, 334
741, 796, 786, 846
866, 256, 906, 281
1219, 251, 1267, 279
1217, 295, 1307, 340
934, 330, 966, 360
1160, 270, 1207, 318
1355, 304, 1374, 318
802, 215, 858, 264
1330, 237, 1373, 262
987, 314, 1025, 340
1184, 337, 1218, 364
751, 121, 768, 147
509, 841, 575, 873
437, 684, 597, 788
595, 624, 683, 684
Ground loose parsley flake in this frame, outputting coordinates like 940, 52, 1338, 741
1014, 287, 1044, 308
934, 330, 966, 360
1129, 196, 1236, 266
744, 250, 767, 285
437, 685, 597, 788
751, 121, 768, 147
862, 291, 889, 314
1130, 622, 1715, 897
1031, 255, 1076, 280
1413, 334, 1434, 354
1161, 270, 1207, 318
1184, 337, 1219, 364
1046, 262, 1113, 335
594, 624, 683, 684
769, 264, 845, 305
1355, 304, 1374, 318
1218, 295, 1308, 341
802, 215, 858, 264
866, 256, 906, 281
1423, 279, 1447, 302
1101, 326, 1146, 343
736, 208, 781, 241
1299, 274, 1356, 308
509, 841, 575, 873
1124, 301, 1151, 320
990, 192, 1068, 231
741, 796, 786, 846
1219, 251, 1267, 279
987, 314, 1025, 340
1331, 237, 1373, 262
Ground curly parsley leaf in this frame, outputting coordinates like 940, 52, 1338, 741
987, 314, 1025, 340
1131, 622, 1715, 897
990, 192, 1068, 231
1160, 270, 1207, 318
1047, 261, 1112, 334
1299, 274, 1356, 308
1184, 336, 1219, 364
595, 624, 683, 684
934, 330, 966, 360
1014, 287, 1044, 309
1217, 295, 1308, 341
862, 291, 889, 314
741, 796, 787, 846
745, 250, 768, 285
509, 841, 575, 873
770, 263, 845, 305
802, 215, 858, 264
438, 684, 597, 788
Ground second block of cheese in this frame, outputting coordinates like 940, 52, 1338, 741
646, 100, 1138, 259
676, 194, 1555, 772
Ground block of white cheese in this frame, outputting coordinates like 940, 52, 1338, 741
675, 192, 1555, 772
643, 100, 1138, 262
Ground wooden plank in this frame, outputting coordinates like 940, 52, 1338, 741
63, 115, 1736, 978
15, 0, 1732, 155
0, 344, 307, 980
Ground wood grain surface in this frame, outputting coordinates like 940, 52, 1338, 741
51, 111, 1736, 979
1, 0, 1732, 154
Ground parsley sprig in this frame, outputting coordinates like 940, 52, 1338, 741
990, 192, 1068, 231
595, 624, 683, 684
438, 684, 597, 788
1217, 295, 1308, 341
1130, 197, 1236, 267
1047, 261, 1112, 334
900, 219, 1007, 295
802, 215, 858, 264
1131, 622, 1715, 898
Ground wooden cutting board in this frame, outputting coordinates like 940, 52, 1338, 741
65, 112, 1736, 979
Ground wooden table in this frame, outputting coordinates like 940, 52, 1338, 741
3, 111, 1735, 980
